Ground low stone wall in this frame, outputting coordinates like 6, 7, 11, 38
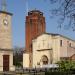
0, 71, 45, 75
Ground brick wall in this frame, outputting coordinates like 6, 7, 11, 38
25, 10, 46, 53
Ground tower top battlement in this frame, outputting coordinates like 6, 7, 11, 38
28, 10, 43, 16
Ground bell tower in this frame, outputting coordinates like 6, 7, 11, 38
25, 10, 46, 53
0, 0, 15, 71
23, 10, 46, 67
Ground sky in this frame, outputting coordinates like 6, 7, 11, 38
0, 0, 75, 48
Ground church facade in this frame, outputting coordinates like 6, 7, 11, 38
0, 11, 15, 71
23, 10, 75, 68
32, 33, 75, 68
23, 33, 75, 68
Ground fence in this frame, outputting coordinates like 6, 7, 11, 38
0, 68, 45, 75
0, 68, 75, 75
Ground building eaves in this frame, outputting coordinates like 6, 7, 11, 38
0, 11, 13, 16
32, 32, 75, 42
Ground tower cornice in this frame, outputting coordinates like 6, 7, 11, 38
0, 11, 13, 16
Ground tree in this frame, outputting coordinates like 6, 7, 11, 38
13, 46, 24, 67
57, 60, 75, 71
45, 0, 75, 31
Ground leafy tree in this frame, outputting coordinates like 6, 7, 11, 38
57, 60, 75, 71
44, 0, 75, 31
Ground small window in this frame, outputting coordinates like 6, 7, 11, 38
60, 40, 62, 46
69, 43, 71, 47
30, 19, 32, 25
30, 60, 31, 63
30, 44, 32, 48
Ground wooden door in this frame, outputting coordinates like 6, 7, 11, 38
3, 55, 9, 71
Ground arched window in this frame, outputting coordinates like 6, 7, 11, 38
41, 55, 48, 65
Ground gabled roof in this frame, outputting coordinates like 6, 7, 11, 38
32, 32, 75, 42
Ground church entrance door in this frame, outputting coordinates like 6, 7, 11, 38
41, 55, 48, 65
3, 55, 9, 71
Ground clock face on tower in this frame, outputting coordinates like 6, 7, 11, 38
3, 16, 8, 26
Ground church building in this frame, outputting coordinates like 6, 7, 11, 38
0, 0, 15, 71
23, 10, 75, 68
23, 10, 46, 67
32, 33, 75, 68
